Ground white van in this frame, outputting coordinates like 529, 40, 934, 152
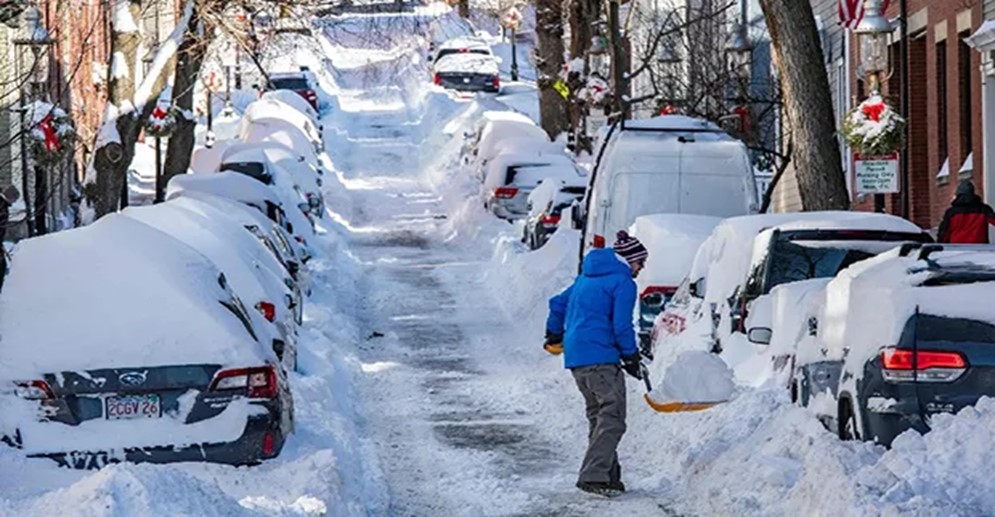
581, 116, 758, 252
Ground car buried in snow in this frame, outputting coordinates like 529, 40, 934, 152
0, 215, 294, 468
523, 177, 586, 250
791, 244, 995, 447
265, 70, 320, 110
651, 212, 930, 379
219, 141, 325, 221
433, 53, 501, 93
483, 152, 580, 221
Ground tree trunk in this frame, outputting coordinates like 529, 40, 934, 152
535, 0, 569, 138
759, 0, 849, 211
164, 7, 208, 184
458, 0, 469, 18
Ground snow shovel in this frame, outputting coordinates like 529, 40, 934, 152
639, 364, 726, 413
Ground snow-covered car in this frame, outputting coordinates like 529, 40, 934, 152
652, 212, 930, 379
166, 172, 315, 253
220, 141, 324, 221
261, 90, 322, 130
0, 215, 293, 468
431, 36, 493, 66
433, 53, 500, 93
581, 116, 759, 254
266, 70, 319, 110
241, 97, 324, 153
242, 120, 327, 176
122, 201, 300, 371
795, 244, 995, 446
523, 177, 586, 250
629, 214, 721, 354
461, 111, 547, 173
483, 153, 580, 220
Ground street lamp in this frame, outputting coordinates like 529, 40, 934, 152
854, 0, 892, 93
13, 7, 53, 236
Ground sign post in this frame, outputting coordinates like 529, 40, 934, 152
854, 153, 900, 195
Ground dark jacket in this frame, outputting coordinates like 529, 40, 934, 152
546, 249, 638, 369
938, 194, 995, 244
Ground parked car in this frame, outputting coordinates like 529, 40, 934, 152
483, 153, 580, 220
260, 90, 322, 131
652, 212, 930, 377
792, 244, 995, 446
241, 97, 324, 153
0, 215, 294, 468
580, 115, 759, 255
122, 201, 300, 371
628, 214, 721, 355
523, 177, 586, 250
433, 53, 500, 93
266, 70, 319, 110
461, 111, 547, 172
219, 141, 324, 221
431, 37, 494, 66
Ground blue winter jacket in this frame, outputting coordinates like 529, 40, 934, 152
546, 248, 639, 369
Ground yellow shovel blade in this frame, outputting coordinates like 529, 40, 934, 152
643, 393, 724, 413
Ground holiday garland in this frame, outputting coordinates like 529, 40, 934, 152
26, 102, 75, 167
842, 94, 905, 156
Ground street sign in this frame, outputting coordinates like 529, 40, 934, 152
552, 79, 569, 99
854, 153, 900, 194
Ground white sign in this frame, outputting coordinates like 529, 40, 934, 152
586, 113, 608, 136
854, 153, 900, 194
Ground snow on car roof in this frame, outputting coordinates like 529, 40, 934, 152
477, 120, 549, 163
260, 90, 320, 123
434, 53, 499, 74
512, 163, 583, 187
483, 151, 574, 189
242, 122, 321, 167
0, 215, 269, 379
166, 171, 283, 209
490, 136, 564, 158
631, 214, 722, 289
437, 37, 490, 50
480, 110, 534, 124
269, 71, 308, 80
241, 98, 320, 142
622, 115, 723, 132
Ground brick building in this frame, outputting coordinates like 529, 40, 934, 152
966, 0, 995, 213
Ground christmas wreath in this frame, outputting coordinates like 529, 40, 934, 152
145, 100, 183, 138
842, 95, 905, 156
26, 102, 75, 167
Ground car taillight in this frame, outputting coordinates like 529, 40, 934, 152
492, 75, 500, 89
211, 366, 278, 398
494, 186, 519, 199
255, 301, 276, 322
305, 90, 317, 101
593, 234, 606, 248
433, 73, 442, 85
881, 348, 968, 383
540, 214, 560, 226
14, 380, 54, 400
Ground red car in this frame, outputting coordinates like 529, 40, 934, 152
266, 71, 319, 110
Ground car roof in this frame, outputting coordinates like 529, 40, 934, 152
434, 53, 499, 73
0, 215, 269, 378
438, 37, 490, 50
269, 71, 308, 80
166, 171, 283, 208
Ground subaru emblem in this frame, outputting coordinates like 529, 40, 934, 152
119, 371, 147, 386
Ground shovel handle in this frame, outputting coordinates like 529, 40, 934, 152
640, 364, 652, 393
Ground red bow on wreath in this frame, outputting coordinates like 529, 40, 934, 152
151, 105, 168, 120
39, 114, 58, 152
861, 102, 885, 122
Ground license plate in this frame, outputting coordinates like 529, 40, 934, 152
105, 394, 161, 420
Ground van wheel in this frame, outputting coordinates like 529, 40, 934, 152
838, 399, 860, 441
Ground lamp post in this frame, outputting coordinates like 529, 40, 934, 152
854, 0, 892, 213
13, 7, 53, 236
725, 0, 752, 138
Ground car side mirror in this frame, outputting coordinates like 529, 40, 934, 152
748, 327, 772, 345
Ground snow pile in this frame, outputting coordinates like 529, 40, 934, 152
629, 214, 720, 291
653, 351, 735, 403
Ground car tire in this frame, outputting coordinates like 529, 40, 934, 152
790, 379, 799, 405
838, 398, 860, 441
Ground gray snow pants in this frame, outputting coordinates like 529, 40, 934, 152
571, 364, 626, 484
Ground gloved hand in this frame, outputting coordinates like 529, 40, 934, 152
621, 353, 642, 380
544, 332, 564, 355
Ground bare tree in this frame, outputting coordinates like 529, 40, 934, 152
163, 4, 211, 185
534, 0, 568, 138
759, 0, 848, 211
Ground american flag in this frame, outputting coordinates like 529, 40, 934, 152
839, 0, 892, 30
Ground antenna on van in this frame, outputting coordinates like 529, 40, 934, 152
578, 119, 621, 273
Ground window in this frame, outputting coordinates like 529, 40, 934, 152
936, 40, 948, 163
959, 33, 973, 161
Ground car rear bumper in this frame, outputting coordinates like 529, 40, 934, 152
20, 413, 285, 469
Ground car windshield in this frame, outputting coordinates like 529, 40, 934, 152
270, 77, 310, 90
763, 239, 874, 294
436, 48, 489, 61
905, 314, 995, 344
220, 161, 271, 185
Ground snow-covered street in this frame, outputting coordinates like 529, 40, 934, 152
8, 6, 995, 517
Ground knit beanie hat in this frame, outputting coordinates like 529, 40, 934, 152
957, 179, 976, 197
613, 230, 649, 265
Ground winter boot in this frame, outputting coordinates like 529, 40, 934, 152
576, 481, 623, 498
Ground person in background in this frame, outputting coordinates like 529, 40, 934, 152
545, 230, 647, 497
0, 185, 21, 291
938, 180, 995, 244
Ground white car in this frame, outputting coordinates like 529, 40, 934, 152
431, 37, 494, 67
462, 111, 546, 172
482, 152, 580, 220
0, 215, 293, 468
122, 201, 300, 371
241, 97, 324, 153
433, 53, 501, 93
219, 141, 324, 221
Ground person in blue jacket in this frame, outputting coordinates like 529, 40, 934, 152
545, 230, 647, 497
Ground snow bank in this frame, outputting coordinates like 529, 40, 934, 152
654, 351, 735, 403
